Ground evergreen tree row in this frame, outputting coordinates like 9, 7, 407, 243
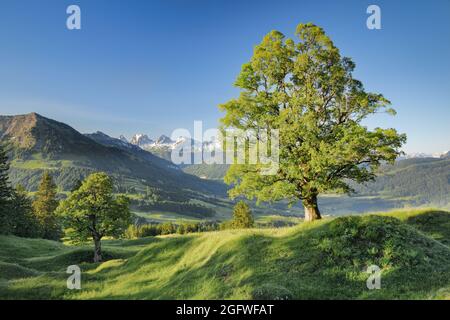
0, 144, 60, 239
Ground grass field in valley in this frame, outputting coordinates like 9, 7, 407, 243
0, 209, 449, 300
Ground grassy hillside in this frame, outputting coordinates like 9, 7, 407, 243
0, 209, 449, 300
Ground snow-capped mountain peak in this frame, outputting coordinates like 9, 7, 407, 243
130, 134, 154, 147
127, 132, 223, 158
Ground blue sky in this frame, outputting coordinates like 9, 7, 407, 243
0, 0, 448, 154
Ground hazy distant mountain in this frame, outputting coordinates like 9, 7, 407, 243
0, 113, 225, 197
399, 151, 449, 160
353, 156, 450, 206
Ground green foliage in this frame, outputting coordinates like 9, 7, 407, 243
124, 221, 220, 239
219, 23, 406, 218
57, 172, 132, 261
58, 172, 132, 242
0, 143, 12, 234
0, 146, 42, 238
70, 179, 83, 192
230, 201, 254, 229
159, 222, 176, 235
10, 185, 41, 238
32, 172, 61, 240
322, 215, 434, 269
0, 144, 11, 200
219, 220, 234, 230
125, 224, 159, 238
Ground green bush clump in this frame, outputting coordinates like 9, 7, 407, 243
318, 215, 440, 269
124, 221, 220, 239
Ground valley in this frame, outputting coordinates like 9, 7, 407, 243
1, 112, 449, 225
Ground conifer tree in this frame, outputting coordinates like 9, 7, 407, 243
231, 201, 254, 229
11, 184, 40, 238
0, 144, 12, 234
33, 171, 60, 240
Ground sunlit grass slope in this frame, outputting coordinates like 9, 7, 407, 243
0, 209, 449, 300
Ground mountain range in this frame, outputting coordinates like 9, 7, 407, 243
124, 133, 221, 161
399, 151, 449, 160
0, 113, 225, 199
128, 133, 183, 149
125, 132, 449, 162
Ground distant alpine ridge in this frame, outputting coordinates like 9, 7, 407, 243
123, 133, 221, 160
400, 151, 449, 160
128, 133, 185, 150
125, 133, 449, 161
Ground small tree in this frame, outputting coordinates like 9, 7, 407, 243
220, 23, 406, 221
231, 201, 254, 229
0, 144, 12, 234
32, 171, 60, 240
57, 172, 131, 262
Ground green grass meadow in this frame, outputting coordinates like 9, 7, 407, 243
1, 209, 449, 300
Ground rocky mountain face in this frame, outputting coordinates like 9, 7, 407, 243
0, 112, 109, 159
129, 134, 154, 147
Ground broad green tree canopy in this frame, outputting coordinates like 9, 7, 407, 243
58, 172, 131, 261
220, 23, 406, 221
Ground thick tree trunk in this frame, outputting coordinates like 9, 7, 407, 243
93, 236, 102, 263
303, 194, 322, 222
